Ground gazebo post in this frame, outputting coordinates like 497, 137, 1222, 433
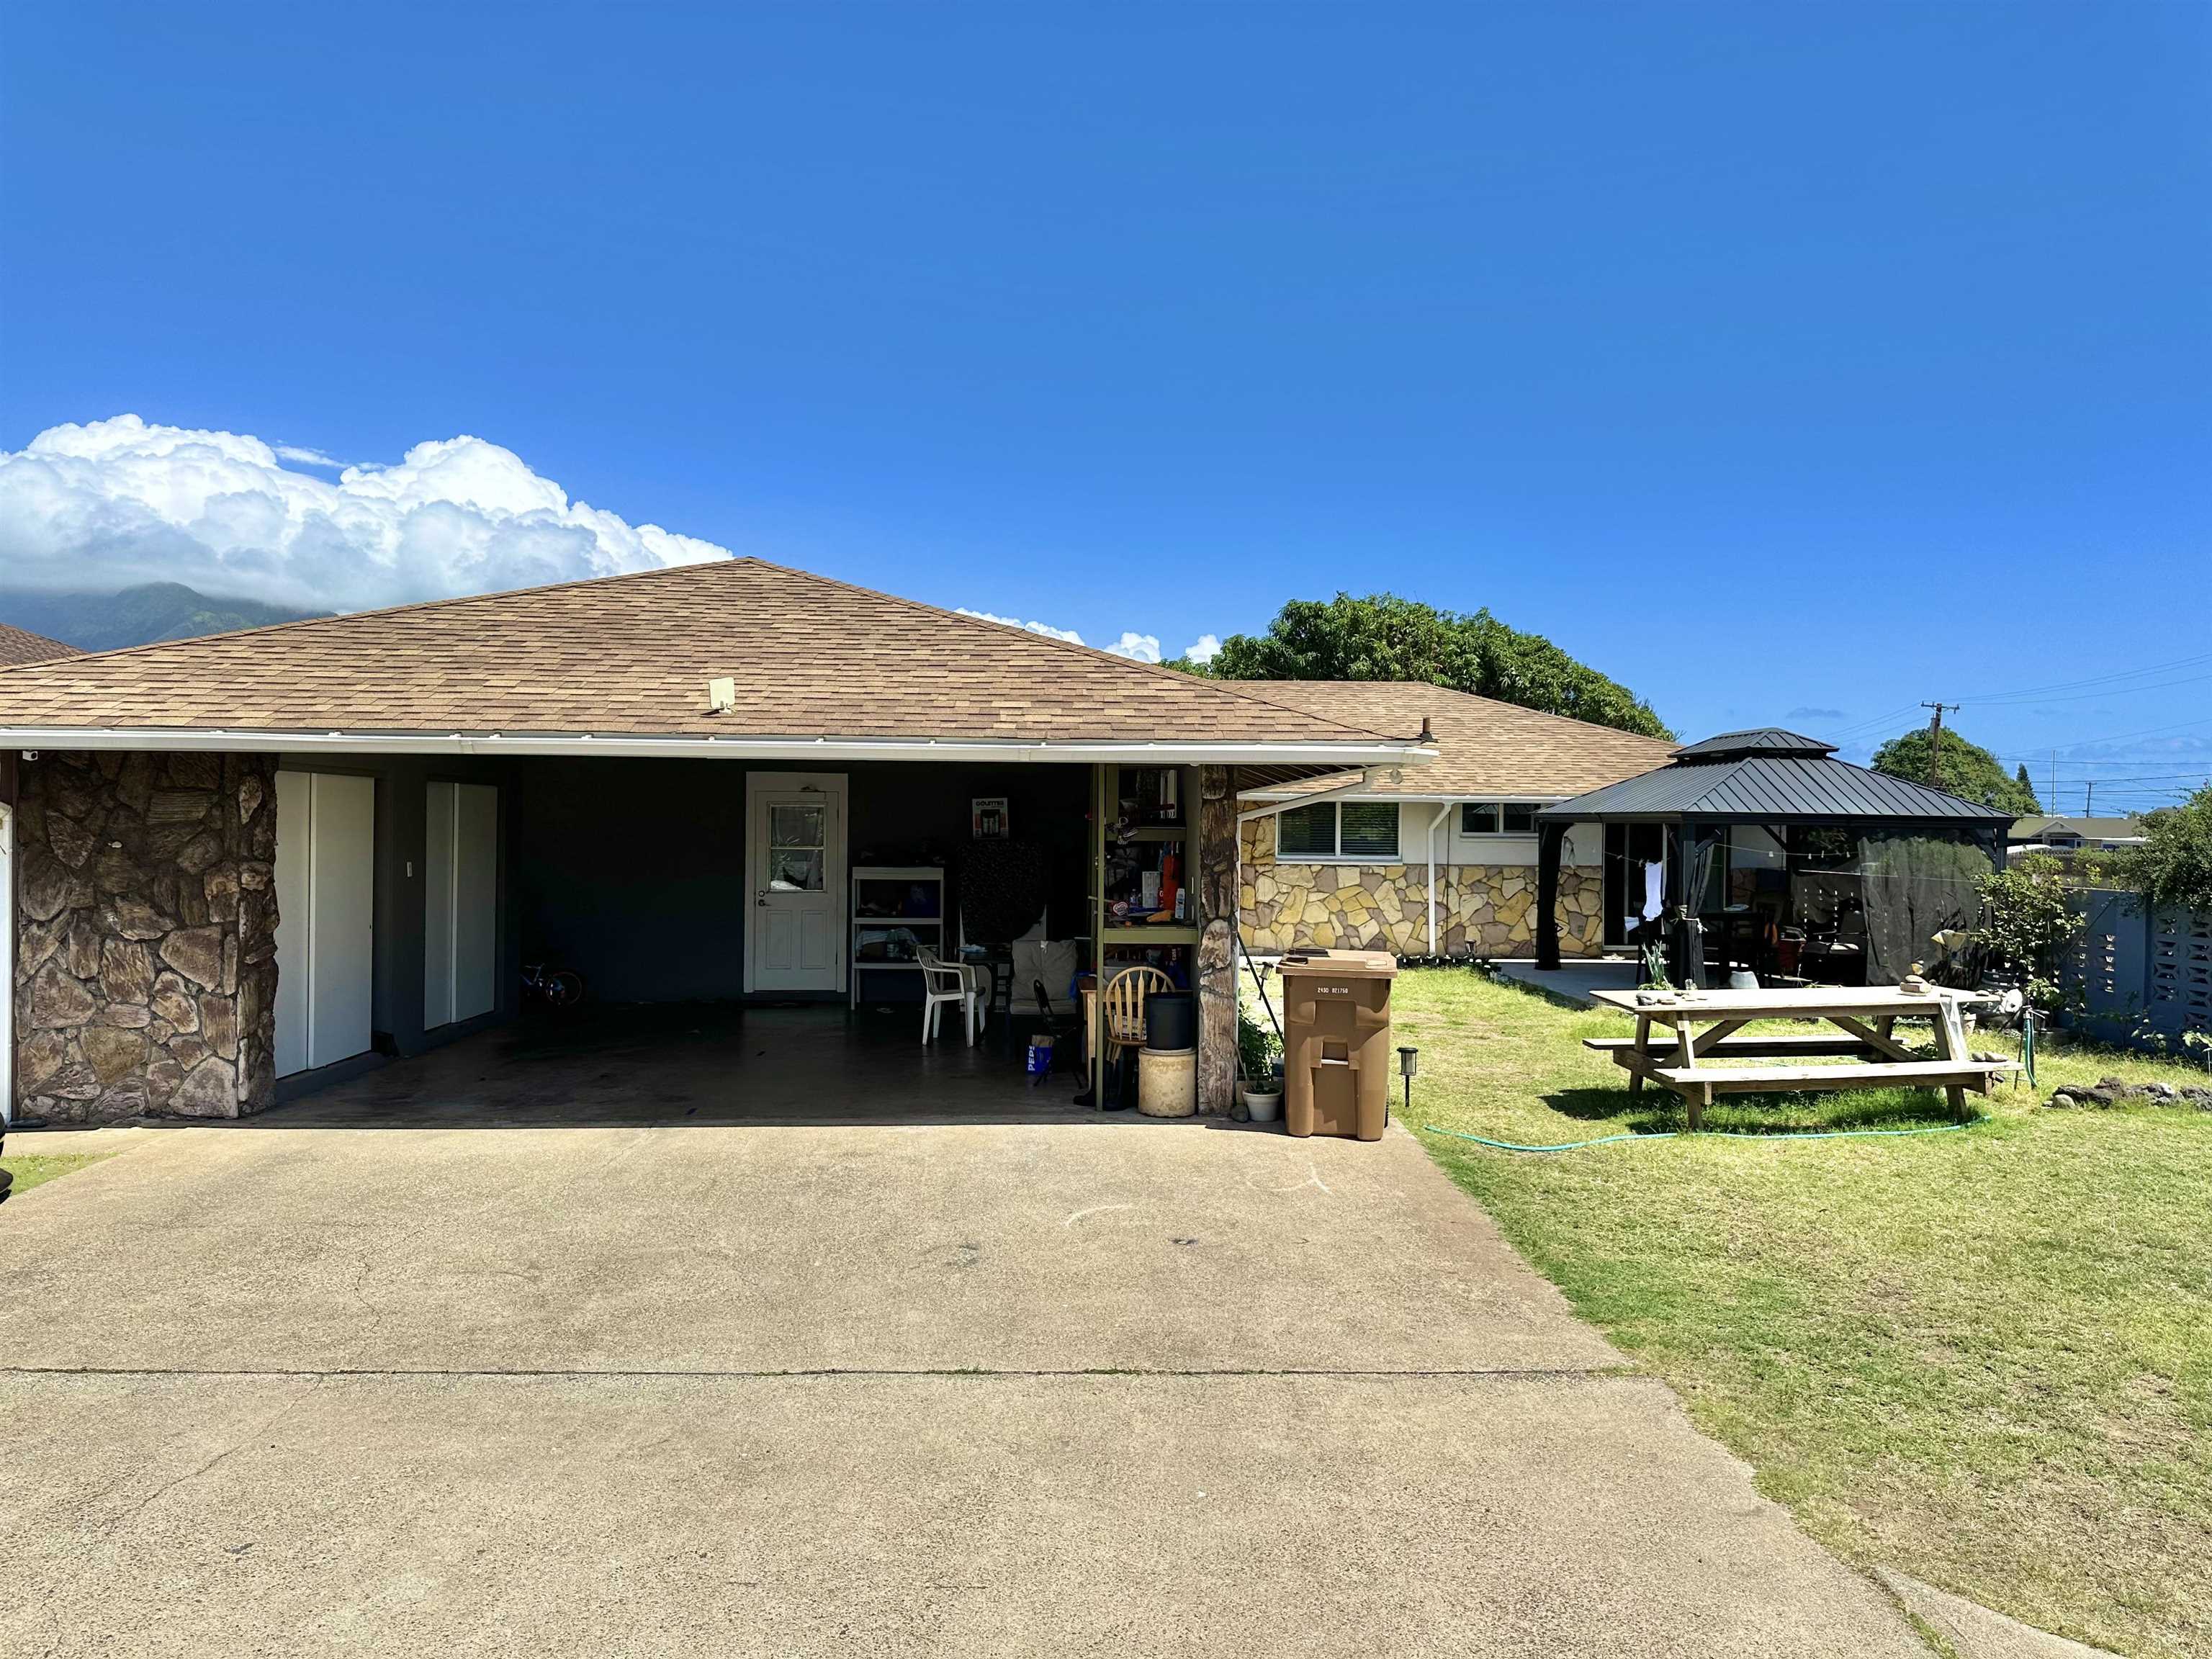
1535, 821, 1565, 971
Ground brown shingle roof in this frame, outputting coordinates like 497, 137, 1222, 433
0, 560, 1418, 752
0, 623, 81, 667
1233, 680, 1676, 798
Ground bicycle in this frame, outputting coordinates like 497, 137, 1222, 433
521, 961, 586, 1010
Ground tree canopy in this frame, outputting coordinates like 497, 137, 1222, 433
1177, 593, 1671, 739
1869, 727, 2041, 815
2118, 786, 2212, 912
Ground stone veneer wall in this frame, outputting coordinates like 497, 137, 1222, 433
1238, 818, 1604, 958
12, 751, 280, 1122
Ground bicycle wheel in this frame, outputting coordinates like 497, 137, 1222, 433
546, 969, 585, 1009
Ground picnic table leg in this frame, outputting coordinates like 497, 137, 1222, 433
1932, 997, 1970, 1121
1672, 1015, 1704, 1130
1628, 1014, 1648, 1097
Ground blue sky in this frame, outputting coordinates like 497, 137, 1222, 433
2, 3, 2206, 810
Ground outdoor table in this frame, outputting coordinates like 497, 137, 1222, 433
1585, 985, 2020, 1128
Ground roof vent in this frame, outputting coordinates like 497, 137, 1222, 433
706, 677, 737, 714
1416, 716, 1435, 744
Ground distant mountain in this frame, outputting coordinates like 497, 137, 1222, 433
0, 583, 328, 652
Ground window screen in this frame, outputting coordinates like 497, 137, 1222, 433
1461, 802, 1499, 835
1277, 803, 1337, 859
1338, 801, 1400, 859
1501, 803, 1538, 835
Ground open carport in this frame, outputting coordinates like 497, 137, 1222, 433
1, 559, 1434, 1130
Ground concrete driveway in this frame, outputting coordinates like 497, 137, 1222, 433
0, 1058, 1924, 1655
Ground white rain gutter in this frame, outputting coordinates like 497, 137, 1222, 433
0, 727, 1438, 769
1424, 801, 1454, 955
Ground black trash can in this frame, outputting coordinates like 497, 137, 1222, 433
1145, 990, 1195, 1052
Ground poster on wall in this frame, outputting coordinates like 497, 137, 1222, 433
971, 796, 1010, 839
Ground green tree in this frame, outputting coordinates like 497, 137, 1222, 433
1202, 593, 1671, 738
1870, 728, 2041, 814
2118, 785, 2212, 912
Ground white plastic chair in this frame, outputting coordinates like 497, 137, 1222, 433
919, 950, 976, 1046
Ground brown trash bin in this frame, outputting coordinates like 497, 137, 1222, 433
1278, 948, 1398, 1141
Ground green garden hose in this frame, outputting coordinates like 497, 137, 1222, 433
1421, 1122, 1977, 1154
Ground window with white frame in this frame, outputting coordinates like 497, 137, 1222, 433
1276, 800, 1400, 860
1460, 801, 1540, 836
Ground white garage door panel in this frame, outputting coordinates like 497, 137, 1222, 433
307, 774, 376, 1070
453, 783, 499, 1022
423, 782, 457, 1028
425, 782, 498, 1030
275, 769, 376, 1079
274, 771, 312, 1079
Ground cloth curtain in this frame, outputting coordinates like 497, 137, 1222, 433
1857, 834, 1989, 984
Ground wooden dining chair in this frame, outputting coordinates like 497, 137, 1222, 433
1100, 965, 1174, 1066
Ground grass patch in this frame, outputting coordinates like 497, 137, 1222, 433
1394, 966, 2212, 1659
0, 1149, 119, 1199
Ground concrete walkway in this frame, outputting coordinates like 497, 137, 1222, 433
1495, 956, 1644, 1007
0, 1066, 1925, 1655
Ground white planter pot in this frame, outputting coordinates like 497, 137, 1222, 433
1243, 1089, 1282, 1123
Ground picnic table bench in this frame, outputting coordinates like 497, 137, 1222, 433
1585, 985, 2021, 1128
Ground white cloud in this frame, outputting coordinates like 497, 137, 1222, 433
0, 413, 729, 611
956, 607, 1184, 666
954, 607, 1085, 644
270, 442, 347, 469
1182, 633, 1222, 665
1102, 631, 1161, 663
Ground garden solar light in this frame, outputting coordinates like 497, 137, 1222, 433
1397, 1045, 1419, 1122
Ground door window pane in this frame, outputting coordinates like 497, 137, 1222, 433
768, 802, 826, 891
1277, 803, 1336, 859
1338, 802, 1400, 859
770, 849, 824, 891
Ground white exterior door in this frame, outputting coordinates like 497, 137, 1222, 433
274, 770, 377, 1076
424, 781, 499, 1029
745, 772, 846, 994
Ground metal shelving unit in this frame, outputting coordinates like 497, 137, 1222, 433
1089, 763, 1200, 1103
850, 865, 946, 1008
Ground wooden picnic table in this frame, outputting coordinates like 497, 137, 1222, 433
1585, 985, 2021, 1128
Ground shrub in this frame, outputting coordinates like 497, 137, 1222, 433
1237, 1005, 1282, 1087
1978, 854, 2081, 1007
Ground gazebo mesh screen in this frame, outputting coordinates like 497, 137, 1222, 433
1854, 832, 1990, 984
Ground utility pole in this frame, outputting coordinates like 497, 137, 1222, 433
2085, 781, 2095, 817
1920, 702, 1959, 790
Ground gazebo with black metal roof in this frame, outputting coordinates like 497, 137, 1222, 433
1532, 728, 2013, 984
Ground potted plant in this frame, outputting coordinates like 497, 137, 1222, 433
1238, 1007, 1284, 1122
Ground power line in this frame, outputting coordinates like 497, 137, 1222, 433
1931, 647, 2212, 706
1966, 667, 2212, 707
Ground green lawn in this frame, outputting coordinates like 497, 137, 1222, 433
0, 1149, 118, 1200
1392, 967, 2212, 1659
